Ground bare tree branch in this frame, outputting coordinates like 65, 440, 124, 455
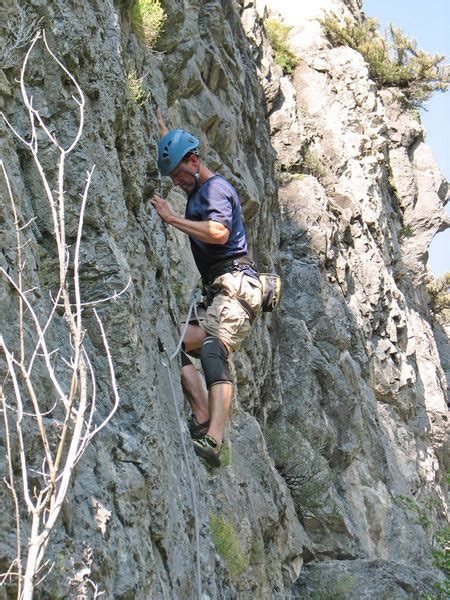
0, 30, 121, 598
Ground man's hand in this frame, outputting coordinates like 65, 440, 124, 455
156, 107, 169, 138
150, 194, 173, 223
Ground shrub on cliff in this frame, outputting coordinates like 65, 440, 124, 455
209, 515, 249, 578
126, 69, 149, 106
265, 19, 299, 76
131, 0, 166, 50
425, 273, 450, 324
0, 5, 42, 68
265, 422, 333, 517
319, 13, 450, 107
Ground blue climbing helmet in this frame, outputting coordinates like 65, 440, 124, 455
157, 129, 200, 176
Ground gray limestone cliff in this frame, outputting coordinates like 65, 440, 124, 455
0, 0, 448, 598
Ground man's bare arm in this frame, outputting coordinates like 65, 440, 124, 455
156, 107, 169, 138
150, 194, 229, 244
168, 214, 229, 245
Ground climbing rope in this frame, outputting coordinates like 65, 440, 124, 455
167, 286, 201, 361
158, 286, 202, 600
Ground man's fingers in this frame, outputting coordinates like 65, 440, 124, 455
156, 107, 169, 137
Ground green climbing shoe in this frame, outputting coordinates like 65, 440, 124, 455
187, 414, 210, 439
193, 434, 221, 467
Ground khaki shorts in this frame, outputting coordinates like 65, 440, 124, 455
184, 271, 263, 352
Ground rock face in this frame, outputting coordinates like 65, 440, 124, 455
242, 0, 449, 595
0, 0, 448, 599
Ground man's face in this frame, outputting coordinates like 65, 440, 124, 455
169, 155, 198, 194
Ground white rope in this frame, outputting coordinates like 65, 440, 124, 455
169, 287, 201, 361
159, 284, 202, 600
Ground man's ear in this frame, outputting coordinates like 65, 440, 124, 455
189, 153, 200, 169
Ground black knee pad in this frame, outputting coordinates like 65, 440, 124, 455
200, 337, 232, 389
180, 349, 193, 368
181, 343, 200, 366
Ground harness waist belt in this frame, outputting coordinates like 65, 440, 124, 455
207, 255, 256, 283
206, 255, 258, 323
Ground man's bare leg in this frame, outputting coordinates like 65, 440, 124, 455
182, 323, 233, 447
180, 323, 209, 422
182, 323, 206, 353
181, 364, 209, 424
207, 382, 233, 446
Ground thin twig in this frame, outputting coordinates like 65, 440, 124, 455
0, 387, 22, 594
49, 277, 132, 308
1, 160, 25, 363
1, 268, 69, 406
1, 339, 34, 513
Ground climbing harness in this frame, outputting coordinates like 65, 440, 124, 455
205, 255, 282, 319
158, 286, 202, 600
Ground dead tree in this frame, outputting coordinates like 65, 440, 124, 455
0, 31, 126, 598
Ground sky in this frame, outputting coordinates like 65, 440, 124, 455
363, 0, 449, 277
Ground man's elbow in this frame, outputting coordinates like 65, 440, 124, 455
209, 223, 230, 245
215, 229, 230, 245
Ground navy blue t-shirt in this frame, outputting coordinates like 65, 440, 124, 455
185, 175, 251, 281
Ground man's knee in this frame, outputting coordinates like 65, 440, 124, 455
200, 337, 232, 389
181, 343, 200, 364
182, 324, 206, 356
181, 346, 194, 368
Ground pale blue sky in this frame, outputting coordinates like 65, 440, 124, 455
363, 0, 449, 277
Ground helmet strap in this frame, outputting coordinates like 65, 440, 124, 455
174, 154, 201, 190
193, 165, 200, 188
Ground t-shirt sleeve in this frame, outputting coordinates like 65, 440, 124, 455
200, 181, 232, 231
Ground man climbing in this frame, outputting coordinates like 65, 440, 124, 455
150, 110, 262, 467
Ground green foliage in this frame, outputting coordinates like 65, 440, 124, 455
301, 146, 328, 180
398, 224, 414, 240
394, 494, 440, 529
309, 574, 357, 600
170, 280, 185, 310
319, 13, 450, 107
423, 580, 450, 600
218, 441, 231, 468
131, 0, 166, 50
410, 108, 422, 123
250, 534, 264, 564
209, 515, 249, 578
425, 273, 450, 324
423, 526, 450, 599
386, 173, 401, 204
395, 495, 449, 598
277, 172, 308, 185
265, 422, 333, 516
289, 173, 308, 181
431, 528, 450, 575
266, 19, 299, 75
126, 69, 149, 106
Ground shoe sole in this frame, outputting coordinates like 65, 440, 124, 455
193, 443, 221, 467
